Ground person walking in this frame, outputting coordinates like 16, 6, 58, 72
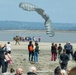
14, 36, 20, 45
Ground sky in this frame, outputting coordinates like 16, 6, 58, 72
0, 0, 76, 23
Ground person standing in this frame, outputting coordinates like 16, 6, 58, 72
38, 36, 41, 42
58, 43, 62, 58
59, 49, 69, 70
4, 51, 12, 74
55, 43, 58, 59
28, 41, 34, 62
64, 42, 73, 60
6, 42, 11, 54
51, 43, 56, 61
34, 43, 39, 62
0, 44, 7, 74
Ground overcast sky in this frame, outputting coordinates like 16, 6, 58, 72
0, 0, 76, 23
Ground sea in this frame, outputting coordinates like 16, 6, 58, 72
0, 21, 76, 43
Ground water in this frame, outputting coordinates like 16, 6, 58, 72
0, 21, 76, 42
0, 21, 76, 30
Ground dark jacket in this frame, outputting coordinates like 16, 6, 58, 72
64, 44, 72, 52
54, 66, 61, 75
27, 72, 37, 75
58, 46, 62, 52
60, 53, 69, 64
35, 46, 39, 52
51, 46, 56, 53
0, 47, 6, 60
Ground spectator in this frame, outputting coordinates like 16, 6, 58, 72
51, 43, 56, 61
4, 51, 12, 74
59, 49, 69, 70
55, 43, 58, 59
38, 36, 41, 42
54, 66, 61, 75
64, 42, 73, 60
28, 41, 34, 62
27, 66, 37, 75
0, 44, 7, 74
58, 43, 62, 58
34, 43, 39, 62
6, 42, 11, 54
15, 68, 23, 75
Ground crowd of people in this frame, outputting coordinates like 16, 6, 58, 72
51, 42, 76, 75
0, 42, 12, 75
13, 36, 41, 45
0, 40, 76, 75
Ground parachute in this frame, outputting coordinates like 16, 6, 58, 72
19, 2, 55, 37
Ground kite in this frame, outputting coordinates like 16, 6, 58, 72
19, 2, 55, 37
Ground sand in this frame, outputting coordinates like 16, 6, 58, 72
0, 41, 76, 75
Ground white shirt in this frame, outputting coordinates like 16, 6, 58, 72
7, 44, 11, 51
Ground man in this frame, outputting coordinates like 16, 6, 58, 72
28, 41, 34, 62
58, 43, 62, 58
27, 66, 37, 75
0, 44, 7, 74
59, 49, 69, 70
15, 68, 23, 75
64, 42, 73, 60
14, 36, 20, 45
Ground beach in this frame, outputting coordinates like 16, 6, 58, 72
0, 41, 76, 75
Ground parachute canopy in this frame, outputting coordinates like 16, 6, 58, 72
19, 2, 55, 37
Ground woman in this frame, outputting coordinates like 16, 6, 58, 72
51, 43, 56, 61
34, 43, 39, 62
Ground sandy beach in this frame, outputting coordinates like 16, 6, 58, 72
0, 41, 76, 75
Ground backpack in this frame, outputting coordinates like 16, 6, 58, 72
29, 45, 33, 52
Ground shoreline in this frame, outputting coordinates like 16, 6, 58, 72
0, 30, 76, 33
0, 30, 76, 43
